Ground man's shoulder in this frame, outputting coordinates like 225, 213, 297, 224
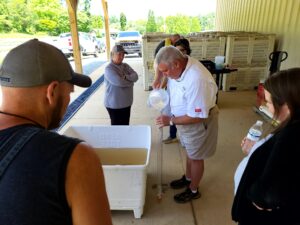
33, 129, 82, 144
188, 56, 202, 66
187, 57, 213, 77
105, 62, 114, 70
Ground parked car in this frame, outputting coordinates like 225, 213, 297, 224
95, 37, 106, 53
115, 31, 142, 57
95, 36, 116, 53
57, 32, 98, 58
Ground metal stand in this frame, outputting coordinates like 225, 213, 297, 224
156, 126, 163, 200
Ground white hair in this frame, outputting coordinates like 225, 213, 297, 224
154, 46, 185, 67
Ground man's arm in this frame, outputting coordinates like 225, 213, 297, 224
65, 142, 112, 225
152, 62, 168, 89
104, 66, 133, 87
152, 40, 167, 89
156, 114, 203, 128
123, 64, 139, 82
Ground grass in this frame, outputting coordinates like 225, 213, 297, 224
0, 32, 50, 38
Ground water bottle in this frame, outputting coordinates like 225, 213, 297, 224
246, 120, 263, 141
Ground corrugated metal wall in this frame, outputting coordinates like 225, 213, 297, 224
215, 0, 300, 69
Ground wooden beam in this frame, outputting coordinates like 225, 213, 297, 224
101, 0, 111, 60
66, 0, 83, 74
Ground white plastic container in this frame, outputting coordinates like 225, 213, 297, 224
215, 55, 225, 69
63, 125, 151, 218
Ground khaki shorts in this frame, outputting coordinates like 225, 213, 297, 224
178, 106, 219, 160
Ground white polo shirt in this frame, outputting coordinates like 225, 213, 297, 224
168, 56, 218, 118
168, 56, 219, 160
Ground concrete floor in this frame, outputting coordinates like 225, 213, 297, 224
60, 57, 264, 225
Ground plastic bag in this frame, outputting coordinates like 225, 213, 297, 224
148, 89, 169, 112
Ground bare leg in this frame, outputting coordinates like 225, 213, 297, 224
189, 159, 204, 190
186, 157, 192, 179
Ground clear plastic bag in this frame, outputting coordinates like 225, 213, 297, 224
148, 89, 169, 112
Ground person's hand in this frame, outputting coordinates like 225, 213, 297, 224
152, 67, 163, 89
152, 79, 161, 89
241, 137, 256, 155
155, 114, 171, 128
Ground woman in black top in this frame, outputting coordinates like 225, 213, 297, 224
232, 68, 300, 225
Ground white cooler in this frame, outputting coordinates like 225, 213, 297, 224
63, 125, 151, 218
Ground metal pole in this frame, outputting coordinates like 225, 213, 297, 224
157, 115, 163, 199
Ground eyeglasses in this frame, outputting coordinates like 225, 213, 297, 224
177, 47, 187, 54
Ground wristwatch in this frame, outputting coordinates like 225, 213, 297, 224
169, 115, 175, 126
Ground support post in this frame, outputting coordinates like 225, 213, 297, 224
66, 0, 83, 73
101, 0, 111, 61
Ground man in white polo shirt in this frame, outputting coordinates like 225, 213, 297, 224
154, 46, 219, 203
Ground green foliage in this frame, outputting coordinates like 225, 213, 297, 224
146, 10, 157, 32
91, 15, 104, 30
165, 14, 190, 34
120, 12, 127, 31
0, 0, 95, 35
155, 16, 166, 32
77, 11, 92, 32
109, 15, 119, 24
29, 0, 63, 34
0, 0, 11, 32
55, 12, 70, 34
199, 12, 215, 31
4, 0, 33, 33
82, 0, 91, 16
0, 1, 215, 37
127, 20, 147, 34
189, 17, 201, 32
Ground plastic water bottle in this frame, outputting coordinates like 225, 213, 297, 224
246, 120, 263, 142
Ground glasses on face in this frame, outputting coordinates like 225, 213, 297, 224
177, 47, 187, 54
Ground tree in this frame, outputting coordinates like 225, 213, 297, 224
155, 16, 166, 32
55, 11, 70, 34
120, 12, 127, 31
91, 15, 104, 30
189, 17, 201, 32
165, 14, 190, 34
0, 1, 214, 36
77, 11, 92, 32
29, 0, 65, 35
0, 0, 12, 32
127, 20, 147, 34
109, 15, 119, 24
1, 0, 35, 33
82, 0, 91, 16
199, 12, 215, 31
146, 10, 157, 33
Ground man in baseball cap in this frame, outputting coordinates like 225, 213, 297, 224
0, 39, 112, 224
111, 44, 128, 55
